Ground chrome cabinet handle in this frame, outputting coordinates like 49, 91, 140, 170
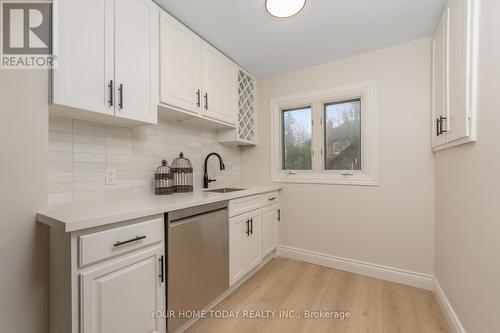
204, 93, 208, 110
108, 80, 113, 106
250, 218, 253, 235
113, 235, 146, 247
268, 197, 277, 201
118, 83, 123, 109
196, 89, 201, 107
277, 209, 281, 222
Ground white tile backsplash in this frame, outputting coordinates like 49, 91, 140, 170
48, 117, 241, 204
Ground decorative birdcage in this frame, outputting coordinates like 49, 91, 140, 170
171, 152, 193, 193
155, 160, 174, 195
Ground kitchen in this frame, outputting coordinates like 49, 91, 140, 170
1, 0, 498, 332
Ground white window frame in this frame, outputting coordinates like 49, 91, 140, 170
270, 80, 378, 186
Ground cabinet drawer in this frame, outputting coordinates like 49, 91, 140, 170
229, 195, 262, 217
262, 191, 279, 207
79, 216, 164, 267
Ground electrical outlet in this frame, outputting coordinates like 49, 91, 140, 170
106, 169, 116, 185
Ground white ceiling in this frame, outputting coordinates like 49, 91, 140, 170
156, 0, 446, 78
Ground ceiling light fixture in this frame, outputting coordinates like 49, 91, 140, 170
265, 0, 306, 18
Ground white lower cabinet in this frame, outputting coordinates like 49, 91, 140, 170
229, 209, 262, 286
229, 191, 281, 287
80, 246, 165, 333
262, 204, 280, 257
47, 215, 166, 333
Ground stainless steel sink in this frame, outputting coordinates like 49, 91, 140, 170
205, 188, 245, 193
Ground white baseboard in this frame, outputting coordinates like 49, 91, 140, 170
277, 245, 434, 290
434, 279, 466, 333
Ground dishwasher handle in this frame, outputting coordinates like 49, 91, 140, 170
169, 208, 227, 228
169, 201, 228, 223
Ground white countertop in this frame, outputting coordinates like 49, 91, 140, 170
37, 185, 281, 232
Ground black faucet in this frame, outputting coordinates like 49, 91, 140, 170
203, 153, 225, 188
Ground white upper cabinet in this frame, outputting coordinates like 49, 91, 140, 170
159, 12, 238, 128
160, 12, 202, 114
52, 0, 113, 116
432, 9, 449, 149
201, 42, 237, 125
432, 0, 479, 151
114, 0, 158, 124
51, 0, 159, 125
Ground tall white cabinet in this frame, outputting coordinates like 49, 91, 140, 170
51, 0, 159, 125
432, 0, 479, 150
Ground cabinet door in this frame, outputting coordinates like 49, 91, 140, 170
114, 0, 158, 123
229, 213, 251, 286
247, 210, 263, 271
262, 205, 279, 257
446, 0, 477, 143
432, 9, 449, 148
229, 209, 263, 286
52, 0, 114, 116
160, 12, 202, 114
80, 246, 165, 333
201, 43, 237, 125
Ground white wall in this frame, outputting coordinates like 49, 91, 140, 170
241, 38, 435, 275
48, 117, 241, 204
434, 0, 500, 331
0, 71, 49, 332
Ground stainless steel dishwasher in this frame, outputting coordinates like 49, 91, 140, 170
167, 201, 229, 332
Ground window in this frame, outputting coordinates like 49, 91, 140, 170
270, 81, 378, 186
324, 99, 361, 171
282, 106, 312, 170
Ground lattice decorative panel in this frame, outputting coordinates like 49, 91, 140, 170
237, 70, 255, 143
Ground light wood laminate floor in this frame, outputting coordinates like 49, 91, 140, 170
188, 258, 451, 333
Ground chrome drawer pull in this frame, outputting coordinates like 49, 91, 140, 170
113, 235, 146, 248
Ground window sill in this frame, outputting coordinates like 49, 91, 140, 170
271, 173, 378, 186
